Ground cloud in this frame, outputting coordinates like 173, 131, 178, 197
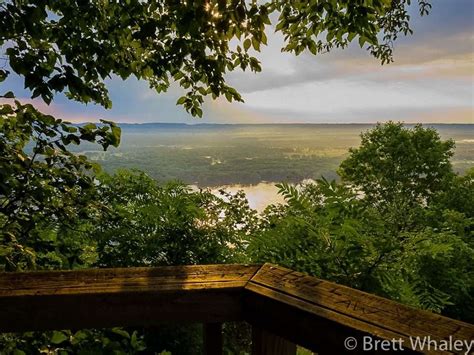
226, 0, 473, 95
1, 0, 472, 124
218, 0, 473, 123
236, 77, 472, 123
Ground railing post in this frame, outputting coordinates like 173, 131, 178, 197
203, 322, 223, 355
251, 326, 296, 355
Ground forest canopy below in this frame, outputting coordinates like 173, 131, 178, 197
1, 0, 473, 353
1, 115, 473, 353
71, 123, 474, 187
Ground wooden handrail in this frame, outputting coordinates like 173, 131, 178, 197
244, 264, 474, 354
0, 264, 258, 331
0, 263, 472, 354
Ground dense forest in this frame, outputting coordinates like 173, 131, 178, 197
73, 123, 473, 187
1, 109, 472, 353
2, 0, 472, 353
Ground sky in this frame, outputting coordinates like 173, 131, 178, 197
2, 0, 473, 124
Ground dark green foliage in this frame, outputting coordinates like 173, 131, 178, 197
250, 123, 474, 322
0, 101, 120, 271
73, 123, 472, 187
95, 170, 256, 267
6, 0, 474, 351
0, 328, 147, 355
339, 122, 455, 207
136, 324, 201, 355
223, 322, 252, 354
0, 99, 259, 352
430, 167, 474, 222
338, 122, 458, 237
249, 178, 390, 287
1, 114, 473, 352
1, 0, 430, 115
273, 0, 431, 63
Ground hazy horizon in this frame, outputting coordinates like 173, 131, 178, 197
75, 124, 473, 188
76, 122, 474, 126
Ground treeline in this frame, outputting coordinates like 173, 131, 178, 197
0, 106, 472, 353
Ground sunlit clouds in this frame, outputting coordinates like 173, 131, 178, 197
3, 0, 473, 124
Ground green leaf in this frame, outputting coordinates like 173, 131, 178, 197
111, 327, 130, 339
243, 38, 251, 51
0, 104, 14, 115
196, 107, 203, 118
252, 37, 261, 51
1, 91, 15, 98
275, 20, 286, 31
83, 123, 97, 131
51, 330, 68, 344
130, 331, 138, 348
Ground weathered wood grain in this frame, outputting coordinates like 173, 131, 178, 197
0, 264, 259, 295
245, 264, 474, 354
1, 262, 472, 355
0, 264, 259, 332
244, 283, 419, 354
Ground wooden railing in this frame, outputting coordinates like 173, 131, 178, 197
1, 263, 473, 354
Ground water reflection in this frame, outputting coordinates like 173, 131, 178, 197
192, 182, 286, 212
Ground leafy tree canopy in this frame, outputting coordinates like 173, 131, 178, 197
0, 100, 121, 270
250, 124, 473, 321
1, 0, 431, 116
339, 122, 455, 206
95, 170, 257, 268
